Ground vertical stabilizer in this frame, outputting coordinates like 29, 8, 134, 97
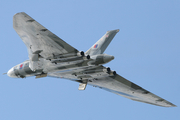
85, 29, 119, 56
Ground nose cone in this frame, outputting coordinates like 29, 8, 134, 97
111, 56, 115, 60
7, 68, 17, 78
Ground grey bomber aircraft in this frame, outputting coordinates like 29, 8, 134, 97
7, 12, 176, 107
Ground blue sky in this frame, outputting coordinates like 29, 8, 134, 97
1, 0, 180, 120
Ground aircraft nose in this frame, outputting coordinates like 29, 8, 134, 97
7, 68, 17, 78
110, 55, 114, 61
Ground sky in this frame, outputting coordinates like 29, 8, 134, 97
0, 0, 180, 120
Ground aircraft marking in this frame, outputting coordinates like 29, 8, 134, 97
19, 64, 23, 69
94, 44, 98, 48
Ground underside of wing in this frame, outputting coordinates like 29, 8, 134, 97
13, 12, 78, 59
88, 74, 176, 107
48, 65, 176, 107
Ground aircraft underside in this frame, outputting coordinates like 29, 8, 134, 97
6, 12, 176, 107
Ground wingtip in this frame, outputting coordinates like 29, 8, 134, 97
168, 102, 177, 107
166, 103, 177, 107
13, 12, 27, 17
172, 104, 177, 107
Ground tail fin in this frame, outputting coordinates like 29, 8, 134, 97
85, 29, 119, 56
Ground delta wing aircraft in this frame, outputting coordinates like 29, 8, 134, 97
7, 12, 176, 107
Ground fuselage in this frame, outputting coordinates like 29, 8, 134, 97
7, 60, 42, 78
7, 54, 114, 78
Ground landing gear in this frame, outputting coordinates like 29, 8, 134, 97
78, 82, 87, 90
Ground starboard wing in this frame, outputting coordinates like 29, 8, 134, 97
48, 65, 176, 107
13, 12, 78, 59
88, 74, 176, 107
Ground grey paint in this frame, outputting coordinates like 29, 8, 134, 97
7, 12, 176, 107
